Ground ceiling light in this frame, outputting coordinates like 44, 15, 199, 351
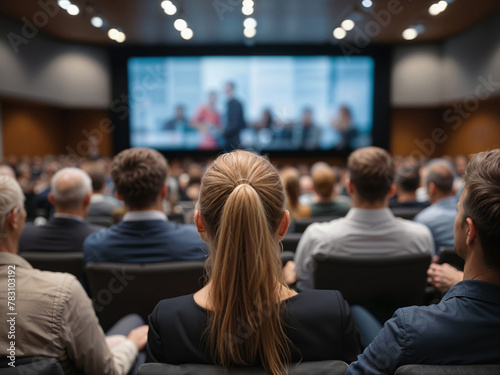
242, 0, 254, 6
242, 6, 254, 15
164, 3, 177, 15
174, 18, 188, 31
402, 27, 418, 40
181, 28, 193, 40
436, 0, 448, 12
67, 4, 79, 15
333, 27, 347, 39
91, 16, 104, 28
341, 19, 355, 31
243, 27, 256, 38
361, 0, 373, 8
429, 3, 441, 16
115, 32, 126, 43
58, 0, 71, 10
161, 0, 172, 9
243, 17, 257, 29
108, 28, 120, 40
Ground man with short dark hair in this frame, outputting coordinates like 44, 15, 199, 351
19, 168, 102, 253
414, 160, 457, 253
310, 164, 350, 217
83, 148, 207, 266
348, 149, 500, 374
389, 164, 429, 209
293, 147, 433, 289
223, 81, 245, 150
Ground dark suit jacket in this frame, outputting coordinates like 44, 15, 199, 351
19, 217, 103, 253
224, 98, 245, 149
82, 220, 208, 266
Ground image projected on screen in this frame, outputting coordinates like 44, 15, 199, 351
128, 56, 374, 152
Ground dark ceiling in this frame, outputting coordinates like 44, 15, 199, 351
1, 0, 499, 46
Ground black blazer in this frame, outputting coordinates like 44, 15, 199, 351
147, 289, 362, 365
19, 217, 103, 253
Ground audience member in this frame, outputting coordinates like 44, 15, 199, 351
414, 160, 457, 253
19, 168, 103, 253
223, 81, 245, 150
0, 175, 148, 375
300, 107, 320, 150
293, 147, 434, 289
83, 148, 207, 265
82, 162, 123, 218
146, 150, 361, 374
280, 168, 311, 220
389, 164, 429, 209
310, 163, 350, 217
348, 149, 500, 374
34, 160, 60, 217
0, 163, 16, 178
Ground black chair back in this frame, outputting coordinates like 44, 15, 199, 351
86, 261, 205, 331
86, 216, 114, 227
167, 213, 186, 224
138, 360, 348, 375
0, 357, 64, 375
293, 216, 339, 233
313, 253, 431, 322
390, 207, 425, 220
438, 247, 465, 270
282, 233, 302, 253
395, 364, 500, 375
20, 252, 84, 279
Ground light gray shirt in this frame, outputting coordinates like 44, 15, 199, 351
294, 208, 435, 289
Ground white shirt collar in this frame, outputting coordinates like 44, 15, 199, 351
122, 210, 168, 222
53, 213, 84, 222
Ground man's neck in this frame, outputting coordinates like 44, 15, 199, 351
397, 191, 417, 203
430, 193, 454, 204
0, 239, 18, 255
54, 209, 85, 220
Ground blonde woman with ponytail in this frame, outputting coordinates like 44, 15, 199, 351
147, 150, 361, 374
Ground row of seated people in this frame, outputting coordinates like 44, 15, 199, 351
1, 147, 498, 375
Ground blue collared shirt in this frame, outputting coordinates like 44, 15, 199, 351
414, 196, 457, 253
347, 280, 500, 374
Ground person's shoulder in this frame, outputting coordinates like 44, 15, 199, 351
83, 224, 117, 246
152, 294, 198, 319
397, 216, 433, 236
303, 217, 347, 239
22, 267, 79, 294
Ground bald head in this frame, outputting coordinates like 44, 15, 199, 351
425, 160, 455, 201
0, 165, 16, 179
50, 168, 92, 212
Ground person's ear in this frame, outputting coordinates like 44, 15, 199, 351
465, 217, 477, 246
279, 210, 290, 238
48, 193, 55, 205
387, 184, 396, 198
161, 182, 168, 199
6, 208, 19, 231
83, 193, 92, 207
428, 182, 436, 196
115, 192, 123, 201
346, 179, 355, 196
194, 210, 208, 241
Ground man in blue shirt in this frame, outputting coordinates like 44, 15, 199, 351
83, 148, 207, 266
414, 160, 457, 253
348, 149, 500, 375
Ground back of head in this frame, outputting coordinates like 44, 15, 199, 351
280, 168, 301, 208
312, 165, 335, 199
51, 168, 92, 211
395, 164, 420, 193
425, 160, 455, 195
462, 149, 500, 272
0, 175, 24, 241
347, 146, 394, 203
198, 150, 290, 375
111, 148, 168, 209
81, 161, 107, 193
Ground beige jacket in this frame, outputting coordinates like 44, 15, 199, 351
0, 252, 137, 375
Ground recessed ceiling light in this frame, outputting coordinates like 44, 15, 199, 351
174, 18, 188, 31
242, 6, 254, 16
164, 3, 177, 15
108, 28, 120, 40
436, 0, 448, 13
67, 4, 79, 15
243, 17, 257, 29
91, 16, 104, 28
341, 19, 355, 31
115, 32, 126, 43
58, 0, 71, 10
402, 27, 418, 40
181, 28, 193, 40
333, 27, 347, 39
361, 0, 373, 8
243, 27, 256, 38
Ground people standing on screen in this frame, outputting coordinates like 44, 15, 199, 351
164, 104, 190, 131
192, 91, 222, 150
333, 106, 358, 151
223, 81, 245, 150
300, 108, 320, 150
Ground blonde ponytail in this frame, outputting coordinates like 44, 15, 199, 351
199, 151, 292, 375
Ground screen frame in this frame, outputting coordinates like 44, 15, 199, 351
110, 43, 391, 159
